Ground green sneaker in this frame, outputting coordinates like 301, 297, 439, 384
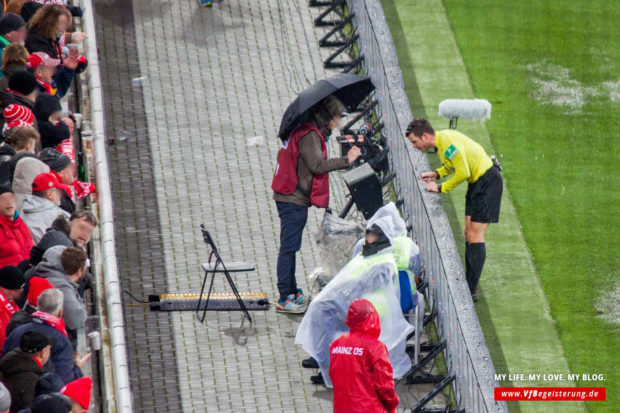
276, 295, 306, 314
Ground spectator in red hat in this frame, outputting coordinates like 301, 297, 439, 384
26, 52, 58, 94
21, 172, 69, 243
38, 148, 75, 213
3, 104, 34, 126
0, 186, 33, 267
26, 276, 54, 309
2, 103, 34, 137
39, 148, 96, 211
60, 377, 90, 413
26, 51, 76, 98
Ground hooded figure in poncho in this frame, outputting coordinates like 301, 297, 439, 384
295, 203, 414, 387
352, 203, 424, 314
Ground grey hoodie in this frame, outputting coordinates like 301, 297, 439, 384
34, 245, 87, 330
21, 195, 69, 243
12, 157, 49, 209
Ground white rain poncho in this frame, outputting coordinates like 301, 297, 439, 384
352, 202, 408, 259
295, 213, 414, 387
352, 203, 423, 301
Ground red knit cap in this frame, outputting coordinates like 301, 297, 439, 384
27, 276, 54, 307
3, 104, 34, 124
61, 377, 92, 409
26, 52, 60, 69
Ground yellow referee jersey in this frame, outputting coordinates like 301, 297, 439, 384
435, 129, 493, 193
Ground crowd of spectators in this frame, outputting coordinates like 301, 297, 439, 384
0, 2, 96, 412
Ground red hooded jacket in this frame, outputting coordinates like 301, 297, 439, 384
271, 122, 330, 208
329, 299, 400, 413
0, 213, 34, 267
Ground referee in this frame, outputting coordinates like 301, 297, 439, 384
405, 119, 503, 301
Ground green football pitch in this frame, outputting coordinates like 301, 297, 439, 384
380, 0, 618, 411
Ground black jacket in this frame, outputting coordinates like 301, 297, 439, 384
0, 349, 43, 413
0, 143, 15, 159
0, 90, 35, 112
33, 94, 70, 149
13, 228, 73, 309
0, 143, 16, 186
25, 29, 60, 60
37, 121, 71, 149
52, 66, 76, 99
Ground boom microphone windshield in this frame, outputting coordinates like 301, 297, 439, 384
438, 99, 491, 129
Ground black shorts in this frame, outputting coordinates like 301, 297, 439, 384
465, 166, 503, 223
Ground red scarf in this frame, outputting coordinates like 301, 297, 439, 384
0, 291, 17, 316
56, 138, 75, 163
35, 76, 57, 96
32, 311, 68, 337
72, 180, 96, 199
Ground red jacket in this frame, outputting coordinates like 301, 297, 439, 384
271, 122, 330, 207
329, 299, 400, 413
0, 213, 34, 267
0, 291, 18, 349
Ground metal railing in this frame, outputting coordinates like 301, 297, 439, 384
78, 0, 134, 411
347, 0, 508, 411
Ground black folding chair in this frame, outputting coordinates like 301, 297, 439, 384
196, 225, 255, 325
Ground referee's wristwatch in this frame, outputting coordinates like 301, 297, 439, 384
437, 184, 442, 193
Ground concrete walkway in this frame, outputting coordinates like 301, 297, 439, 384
93, 0, 412, 411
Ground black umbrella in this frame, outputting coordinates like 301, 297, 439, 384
278, 73, 375, 141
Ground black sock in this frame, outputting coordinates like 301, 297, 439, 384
466, 242, 486, 293
465, 242, 473, 288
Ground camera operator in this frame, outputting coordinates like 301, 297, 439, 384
272, 95, 361, 314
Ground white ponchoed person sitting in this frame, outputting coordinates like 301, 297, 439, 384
352, 203, 424, 314
295, 206, 414, 387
